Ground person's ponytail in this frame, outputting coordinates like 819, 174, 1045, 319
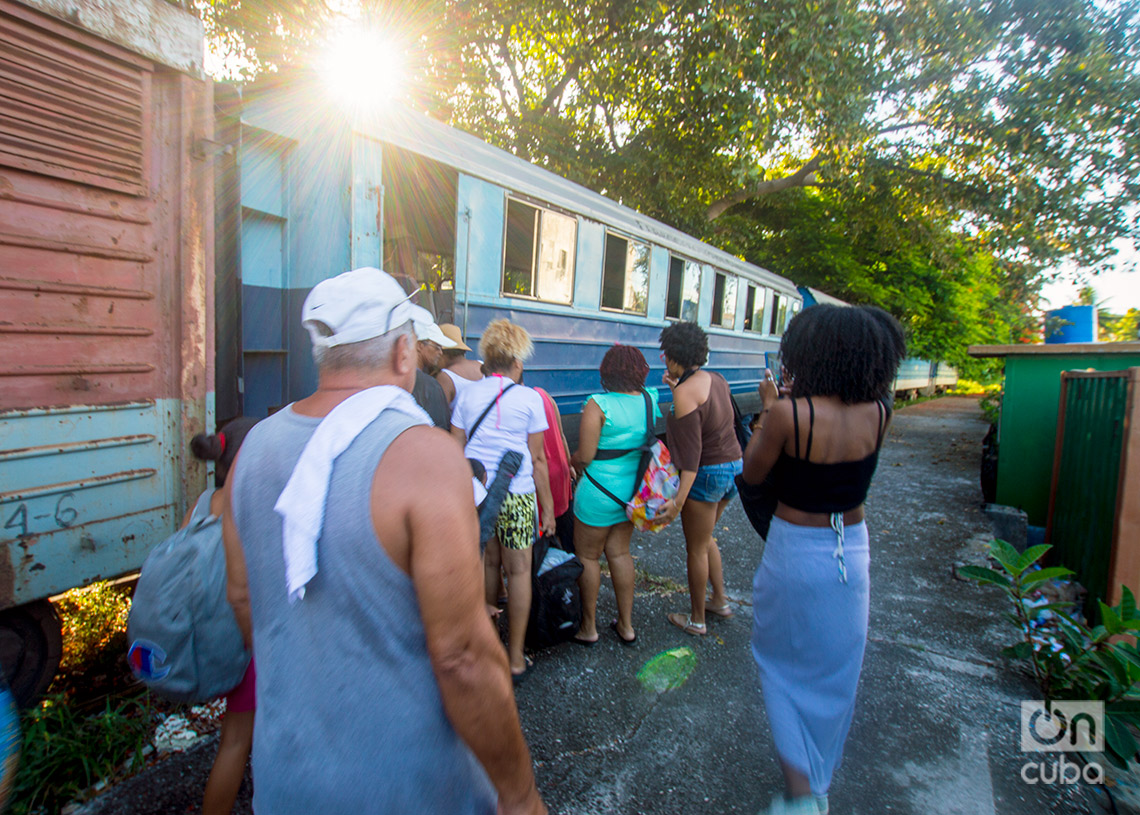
190, 433, 225, 462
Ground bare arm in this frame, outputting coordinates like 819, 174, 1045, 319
436, 370, 457, 405
569, 398, 604, 477
220, 454, 252, 648
742, 381, 789, 485
658, 381, 701, 521
529, 431, 556, 536
374, 429, 544, 815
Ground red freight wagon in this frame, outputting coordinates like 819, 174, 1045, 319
0, 0, 213, 704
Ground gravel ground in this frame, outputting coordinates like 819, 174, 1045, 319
75, 396, 1112, 814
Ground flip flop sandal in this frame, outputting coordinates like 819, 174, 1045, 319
610, 620, 637, 645
705, 602, 736, 619
667, 612, 706, 636
511, 655, 534, 686
571, 634, 598, 647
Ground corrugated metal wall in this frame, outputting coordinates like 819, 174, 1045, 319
0, 4, 148, 195
0, 0, 212, 609
1047, 371, 1132, 615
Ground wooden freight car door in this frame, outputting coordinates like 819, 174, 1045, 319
0, 0, 210, 622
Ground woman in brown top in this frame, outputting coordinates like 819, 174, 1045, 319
658, 322, 743, 635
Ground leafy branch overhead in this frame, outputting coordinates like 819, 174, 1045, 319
197, 0, 1140, 370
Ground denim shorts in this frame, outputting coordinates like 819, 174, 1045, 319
688, 459, 744, 503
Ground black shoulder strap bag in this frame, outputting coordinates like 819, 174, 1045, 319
582, 390, 655, 508
732, 389, 779, 540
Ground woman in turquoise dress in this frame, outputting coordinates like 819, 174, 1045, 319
571, 345, 660, 645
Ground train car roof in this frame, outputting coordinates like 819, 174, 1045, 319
232, 73, 799, 294
358, 105, 799, 294
798, 286, 850, 307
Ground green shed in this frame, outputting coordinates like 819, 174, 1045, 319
968, 342, 1140, 526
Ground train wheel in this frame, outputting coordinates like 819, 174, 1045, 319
0, 601, 63, 708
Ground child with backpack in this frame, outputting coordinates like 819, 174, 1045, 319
175, 419, 259, 814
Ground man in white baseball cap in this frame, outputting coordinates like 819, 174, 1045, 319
409, 304, 455, 429
300, 266, 420, 352
223, 266, 546, 815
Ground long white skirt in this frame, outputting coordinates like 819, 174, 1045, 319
750, 515, 870, 796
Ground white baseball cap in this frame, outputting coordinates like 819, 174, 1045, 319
409, 305, 458, 349
301, 268, 419, 349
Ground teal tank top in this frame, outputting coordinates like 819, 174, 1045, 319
574, 389, 661, 527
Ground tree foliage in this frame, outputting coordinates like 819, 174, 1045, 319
407, 0, 1140, 267
197, 0, 1140, 372
1100, 308, 1140, 342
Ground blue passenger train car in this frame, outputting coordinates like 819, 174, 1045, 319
213, 74, 802, 440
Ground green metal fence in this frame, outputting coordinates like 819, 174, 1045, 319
1047, 371, 1131, 617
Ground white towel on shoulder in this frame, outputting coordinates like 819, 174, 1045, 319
275, 386, 431, 603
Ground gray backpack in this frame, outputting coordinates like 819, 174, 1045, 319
127, 490, 251, 702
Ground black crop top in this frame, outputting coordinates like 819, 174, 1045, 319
770, 396, 889, 513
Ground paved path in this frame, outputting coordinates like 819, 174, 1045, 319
81, 397, 1108, 814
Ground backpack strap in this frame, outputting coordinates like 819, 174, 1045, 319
631, 388, 656, 490
466, 382, 516, 442
583, 468, 630, 509
189, 488, 218, 529
593, 447, 636, 460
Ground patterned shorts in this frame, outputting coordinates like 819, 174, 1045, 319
495, 491, 537, 550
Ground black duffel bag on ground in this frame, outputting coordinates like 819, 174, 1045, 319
525, 534, 583, 649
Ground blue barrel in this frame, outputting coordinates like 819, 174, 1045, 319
1045, 305, 1097, 344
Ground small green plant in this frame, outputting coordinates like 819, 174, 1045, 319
961, 540, 1140, 767
10, 693, 153, 815
54, 582, 132, 675
978, 387, 1002, 426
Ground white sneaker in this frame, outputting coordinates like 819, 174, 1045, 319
759, 795, 821, 815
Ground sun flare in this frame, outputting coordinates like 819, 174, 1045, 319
319, 28, 405, 113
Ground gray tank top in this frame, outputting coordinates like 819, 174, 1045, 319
230, 405, 496, 814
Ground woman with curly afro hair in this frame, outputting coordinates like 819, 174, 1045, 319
741, 304, 904, 815
570, 344, 661, 645
657, 321, 742, 637
451, 318, 555, 683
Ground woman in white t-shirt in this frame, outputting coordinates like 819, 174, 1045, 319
451, 319, 555, 683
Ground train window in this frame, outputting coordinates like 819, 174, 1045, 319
601, 233, 650, 314
744, 284, 768, 332
785, 299, 802, 331
711, 272, 738, 328
502, 198, 576, 304
770, 293, 789, 336
665, 257, 700, 321
381, 144, 459, 322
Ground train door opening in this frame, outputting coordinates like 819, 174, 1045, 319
381, 145, 458, 323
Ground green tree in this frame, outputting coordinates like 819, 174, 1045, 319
197, 0, 1139, 369
1100, 308, 1140, 342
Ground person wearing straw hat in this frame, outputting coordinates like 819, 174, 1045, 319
436, 323, 484, 407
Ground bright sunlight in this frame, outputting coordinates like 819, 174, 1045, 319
318, 28, 405, 113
